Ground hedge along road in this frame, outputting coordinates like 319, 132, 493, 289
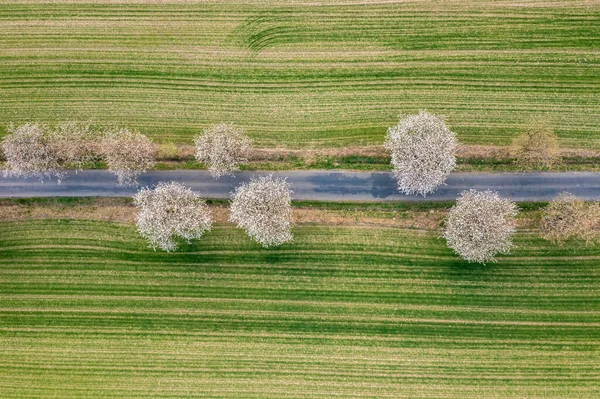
2, 171, 600, 201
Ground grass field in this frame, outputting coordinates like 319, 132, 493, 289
0, 0, 599, 147
1, 219, 599, 398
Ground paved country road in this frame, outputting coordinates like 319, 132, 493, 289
1, 170, 600, 202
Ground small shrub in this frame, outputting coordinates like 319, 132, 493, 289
511, 118, 559, 169
156, 142, 180, 161
540, 192, 600, 245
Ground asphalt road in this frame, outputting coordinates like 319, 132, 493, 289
2, 170, 600, 201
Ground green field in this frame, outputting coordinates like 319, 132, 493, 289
0, 0, 599, 147
1, 219, 599, 398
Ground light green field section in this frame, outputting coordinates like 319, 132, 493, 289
0, 219, 599, 398
0, 0, 599, 147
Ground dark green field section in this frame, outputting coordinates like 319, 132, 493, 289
0, 219, 599, 398
0, 0, 599, 147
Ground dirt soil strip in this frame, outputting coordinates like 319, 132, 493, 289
166, 144, 600, 161
0, 199, 540, 230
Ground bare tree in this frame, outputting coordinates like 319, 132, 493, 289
50, 121, 98, 171
1, 122, 65, 182
385, 110, 457, 196
99, 127, 156, 186
194, 122, 252, 178
230, 175, 293, 247
540, 192, 600, 245
511, 118, 559, 169
444, 190, 518, 263
133, 182, 212, 252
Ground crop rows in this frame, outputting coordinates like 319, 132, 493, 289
0, 219, 599, 398
0, 1, 598, 147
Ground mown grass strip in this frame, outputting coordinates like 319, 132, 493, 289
0, 1, 598, 147
0, 220, 598, 398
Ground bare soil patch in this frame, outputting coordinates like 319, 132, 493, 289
160, 144, 600, 163
0, 199, 542, 231
0, 199, 447, 229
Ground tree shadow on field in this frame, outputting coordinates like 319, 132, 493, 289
444, 257, 502, 283
177, 237, 296, 268
247, 239, 299, 266
260, 250, 288, 266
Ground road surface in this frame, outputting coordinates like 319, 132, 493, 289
1, 170, 600, 201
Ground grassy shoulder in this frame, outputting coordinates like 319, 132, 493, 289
13, 153, 595, 173
153, 157, 600, 172
4, 156, 600, 173
0, 219, 598, 398
3, 140, 599, 172
152, 143, 600, 172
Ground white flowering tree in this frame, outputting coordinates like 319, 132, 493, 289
385, 111, 457, 196
540, 192, 600, 245
194, 122, 252, 178
50, 121, 98, 171
1, 122, 65, 182
230, 175, 293, 247
444, 190, 518, 263
133, 182, 212, 252
99, 127, 156, 186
